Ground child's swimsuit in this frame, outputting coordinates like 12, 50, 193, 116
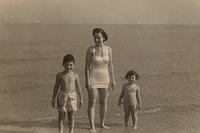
57, 89, 77, 112
123, 83, 139, 108
89, 45, 110, 89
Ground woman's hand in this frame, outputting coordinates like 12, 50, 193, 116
109, 81, 116, 91
51, 98, 56, 108
112, 81, 116, 89
117, 100, 123, 106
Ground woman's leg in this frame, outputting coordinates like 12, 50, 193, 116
58, 111, 66, 133
67, 111, 74, 133
130, 105, 137, 129
87, 88, 98, 132
98, 88, 110, 129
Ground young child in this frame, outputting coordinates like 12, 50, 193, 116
51, 54, 83, 133
118, 70, 141, 129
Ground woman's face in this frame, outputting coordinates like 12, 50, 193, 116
93, 33, 104, 45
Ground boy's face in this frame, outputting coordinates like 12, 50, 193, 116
63, 61, 75, 71
128, 75, 136, 84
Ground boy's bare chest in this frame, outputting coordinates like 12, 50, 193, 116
61, 74, 76, 84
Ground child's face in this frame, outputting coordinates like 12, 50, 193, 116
93, 33, 104, 44
63, 61, 75, 71
128, 75, 136, 84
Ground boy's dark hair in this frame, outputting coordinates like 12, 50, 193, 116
125, 70, 140, 80
62, 54, 75, 65
92, 28, 108, 42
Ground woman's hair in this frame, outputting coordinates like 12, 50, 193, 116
125, 70, 140, 80
63, 54, 75, 65
92, 28, 108, 42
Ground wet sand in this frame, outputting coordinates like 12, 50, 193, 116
1, 105, 200, 133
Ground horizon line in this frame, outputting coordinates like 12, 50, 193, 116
0, 22, 200, 26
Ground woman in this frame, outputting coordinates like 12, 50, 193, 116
85, 28, 116, 132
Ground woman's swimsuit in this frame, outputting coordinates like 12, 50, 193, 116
89, 45, 110, 89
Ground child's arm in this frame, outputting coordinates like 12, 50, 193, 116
51, 73, 60, 108
75, 73, 83, 108
136, 87, 141, 110
118, 85, 125, 106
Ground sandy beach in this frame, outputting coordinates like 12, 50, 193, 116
0, 24, 200, 133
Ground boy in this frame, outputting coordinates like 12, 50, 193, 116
51, 54, 83, 133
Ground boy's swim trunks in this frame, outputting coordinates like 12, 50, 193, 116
57, 91, 77, 112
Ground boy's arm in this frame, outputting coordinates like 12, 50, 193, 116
118, 85, 125, 106
75, 74, 83, 107
51, 73, 60, 107
136, 87, 141, 109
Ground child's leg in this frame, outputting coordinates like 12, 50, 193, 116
67, 111, 74, 133
130, 105, 137, 129
124, 105, 130, 127
58, 111, 66, 133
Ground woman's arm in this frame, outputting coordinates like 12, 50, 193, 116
108, 46, 116, 89
85, 47, 91, 90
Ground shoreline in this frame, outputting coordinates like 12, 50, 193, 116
1, 104, 200, 133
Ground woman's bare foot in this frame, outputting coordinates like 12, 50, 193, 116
100, 124, 111, 129
89, 128, 96, 133
132, 125, 137, 129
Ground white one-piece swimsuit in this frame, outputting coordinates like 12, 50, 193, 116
90, 45, 110, 89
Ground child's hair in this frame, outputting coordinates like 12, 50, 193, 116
92, 28, 108, 42
125, 70, 140, 80
62, 54, 75, 65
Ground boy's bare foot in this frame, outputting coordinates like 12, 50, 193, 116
100, 124, 111, 129
89, 128, 96, 133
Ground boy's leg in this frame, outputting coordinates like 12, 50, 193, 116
124, 105, 130, 127
130, 105, 137, 129
67, 111, 74, 133
87, 88, 98, 132
98, 88, 110, 129
58, 111, 66, 133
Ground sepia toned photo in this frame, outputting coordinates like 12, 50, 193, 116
0, 0, 200, 133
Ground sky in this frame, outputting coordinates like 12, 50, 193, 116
0, 0, 200, 24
